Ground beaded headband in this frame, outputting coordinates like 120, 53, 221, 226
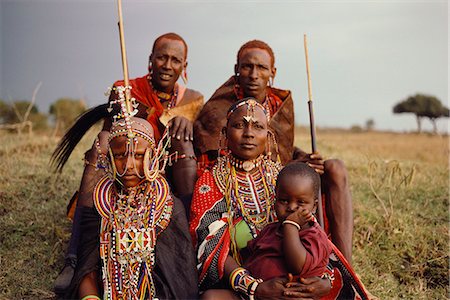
108, 118, 156, 149
227, 98, 269, 122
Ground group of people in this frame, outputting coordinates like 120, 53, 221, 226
53, 32, 369, 299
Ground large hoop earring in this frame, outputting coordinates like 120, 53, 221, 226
144, 148, 159, 181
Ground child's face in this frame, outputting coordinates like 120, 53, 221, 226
110, 135, 150, 188
275, 175, 317, 222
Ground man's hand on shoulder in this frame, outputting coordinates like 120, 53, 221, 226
168, 116, 193, 141
293, 147, 324, 175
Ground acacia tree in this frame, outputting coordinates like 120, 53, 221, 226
393, 94, 449, 134
49, 98, 87, 135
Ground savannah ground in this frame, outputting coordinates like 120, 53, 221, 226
0, 127, 448, 299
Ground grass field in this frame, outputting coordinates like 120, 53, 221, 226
0, 127, 448, 299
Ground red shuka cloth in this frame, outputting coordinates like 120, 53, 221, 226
244, 222, 332, 280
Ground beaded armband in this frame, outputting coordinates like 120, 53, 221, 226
321, 264, 335, 288
83, 137, 109, 170
167, 151, 197, 166
229, 267, 263, 300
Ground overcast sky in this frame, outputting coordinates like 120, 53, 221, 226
0, 0, 448, 132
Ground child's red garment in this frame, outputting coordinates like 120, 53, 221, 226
244, 221, 331, 280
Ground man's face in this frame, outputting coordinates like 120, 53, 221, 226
226, 104, 268, 161
110, 135, 151, 188
236, 48, 276, 101
149, 38, 187, 93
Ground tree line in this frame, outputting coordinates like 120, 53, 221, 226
0, 98, 86, 135
0, 93, 447, 135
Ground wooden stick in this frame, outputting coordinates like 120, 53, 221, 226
117, 0, 132, 114
303, 34, 324, 228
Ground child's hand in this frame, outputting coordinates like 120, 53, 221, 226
286, 208, 313, 228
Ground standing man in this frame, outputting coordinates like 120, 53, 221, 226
194, 39, 353, 263
54, 32, 203, 293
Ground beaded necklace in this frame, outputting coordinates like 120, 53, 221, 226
147, 74, 178, 111
213, 154, 281, 235
94, 175, 173, 300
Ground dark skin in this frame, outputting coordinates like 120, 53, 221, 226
148, 37, 197, 204
235, 48, 276, 103
202, 105, 330, 300
276, 175, 317, 275
237, 46, 353, 264
79, 124, 155, 297
149, 37, 193, 142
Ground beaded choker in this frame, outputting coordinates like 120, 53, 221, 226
229, 154, 264, 172
146, 73, 178, 110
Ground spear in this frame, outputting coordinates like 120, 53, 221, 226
116, 0, 133, 115
303, 34, 324, 228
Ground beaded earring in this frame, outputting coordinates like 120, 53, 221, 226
267, 130, 281, 163
144, 147, 159, 181
218, 128, 227, 158
108, 148, 117, 182
181, 68, 188, 85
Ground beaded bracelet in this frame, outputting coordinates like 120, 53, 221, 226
81, 295, 101, 300
282, 220, 302, 230
229, 267, 263, 298
321, 266, 335, 288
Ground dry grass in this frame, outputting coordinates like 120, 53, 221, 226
295, 127, 449, 299
0, 127, 448, 299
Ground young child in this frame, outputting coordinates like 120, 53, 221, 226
244, 161, 332, 280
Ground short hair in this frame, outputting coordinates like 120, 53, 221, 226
152, 32, 188, 59
276, 161, 321, 199
237, 40, 275, 67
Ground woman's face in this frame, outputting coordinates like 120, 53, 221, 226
226, 104, 268, 160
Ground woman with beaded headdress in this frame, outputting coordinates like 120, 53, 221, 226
191, 97, 371, 300
53, 32, 203, 293
64, 115, 198, 300
190, 97, 335, 299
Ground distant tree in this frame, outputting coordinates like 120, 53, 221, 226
393, 94, 449, 134
0, 99, 9, 123
365, 118, 375, 131
3, 100, 38, 123
350, 124, 363, 133
49, 98, 87, 134
0, 100, 48, 132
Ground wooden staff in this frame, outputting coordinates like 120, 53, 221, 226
116, 0, 132, 115
303, 34, 324, 228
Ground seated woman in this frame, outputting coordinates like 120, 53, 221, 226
64, 116, 198, 300
190, 98, 370, 300
190, 98, 333, 299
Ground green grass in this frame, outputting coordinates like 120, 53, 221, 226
0, 128, 448, 299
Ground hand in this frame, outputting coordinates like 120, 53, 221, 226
293, 149, 324, 175
254, 277, 292, 300
283, 274, 331, 299
96, 131, 110, 155
168, 116, 193, 141
286, 208, 313, 228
